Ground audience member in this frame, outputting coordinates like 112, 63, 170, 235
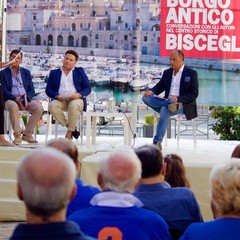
142, 49, 198, 150
46, 138, 100, 216
1, 49, 44, 144
134, 144, 203, 239
231, 144, 240, 158
164, 154, 190, 188
9, 147, 95, 240
68, 145, 171, 240
180, 158, 240, 240
46, 49, 91, 140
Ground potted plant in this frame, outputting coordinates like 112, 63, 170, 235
143, 114, 159, 138
210, 106, 240, 140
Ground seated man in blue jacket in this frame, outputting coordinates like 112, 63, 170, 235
2, 49, 44, 144
142, 50, 198, 150
46, 49, 91, 139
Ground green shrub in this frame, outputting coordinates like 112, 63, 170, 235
145, 114, 159, 126
21, 114, 40, 134
210, 106, 240, 140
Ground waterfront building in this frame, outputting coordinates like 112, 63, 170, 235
3, 0, 240, 71
6, 0, 162, 63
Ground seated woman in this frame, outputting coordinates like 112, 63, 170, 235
164, 153, 190, 188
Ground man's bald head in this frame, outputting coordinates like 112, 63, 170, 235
17, 147, 76, 220
98, 146, 141, 193
46, 137, 79, 168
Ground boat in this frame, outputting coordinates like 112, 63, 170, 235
146, 67, 168, 88
111, 77, 130, 91
128, 78, 149, 91
128, 72, 153, 91
94, 75, 113, 88
111, 68, 133, 91
147, 77, 161, 89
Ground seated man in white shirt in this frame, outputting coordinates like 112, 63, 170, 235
46, 49, 91, 139
142, 50, 199, 150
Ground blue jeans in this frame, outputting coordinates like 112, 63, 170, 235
142, 95, 183, 143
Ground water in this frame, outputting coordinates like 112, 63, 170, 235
197, 69, 240, 106
92, 68, 240, 106
29, 54, 240, 107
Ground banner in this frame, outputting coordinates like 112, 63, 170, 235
160, 0, 240, 59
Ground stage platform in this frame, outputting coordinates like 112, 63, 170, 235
0, 133, 239, 224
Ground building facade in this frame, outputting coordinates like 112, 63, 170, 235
6, 0, 161, 62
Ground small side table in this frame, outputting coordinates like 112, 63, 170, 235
86, 111, 133, 146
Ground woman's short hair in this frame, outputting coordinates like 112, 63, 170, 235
210, 158, 240, 216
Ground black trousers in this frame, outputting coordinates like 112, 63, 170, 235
0, 74, 5, 135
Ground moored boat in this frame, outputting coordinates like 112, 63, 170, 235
129, 79, 149, 91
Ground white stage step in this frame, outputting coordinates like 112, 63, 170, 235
0, 198, 25, 221
0, 135, 238, 221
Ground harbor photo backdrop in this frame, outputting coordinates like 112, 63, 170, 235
1, 0, 240, 106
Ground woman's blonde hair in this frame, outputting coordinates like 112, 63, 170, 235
210, 158, 240, 216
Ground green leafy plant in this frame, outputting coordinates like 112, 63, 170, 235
145, 114, 159, 126
210, 106, 240, 140
22, 114, 40, 134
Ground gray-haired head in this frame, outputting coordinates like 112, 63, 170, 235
98, 146, 141, 193
17, 147, 76, 221
46, 137, 79, 168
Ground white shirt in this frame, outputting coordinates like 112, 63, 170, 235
169, 64, 185, 98
59, 67, 76, 97
90, 191, 143, 208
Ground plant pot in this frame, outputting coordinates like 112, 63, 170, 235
143, 125, 154, 138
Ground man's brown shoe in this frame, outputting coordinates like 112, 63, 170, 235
13, 135, 22, 145
154, 142, 162, 151
168, 102, 183, 112
22, 135, 38, 143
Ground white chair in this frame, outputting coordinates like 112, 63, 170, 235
4, 110, 37, 142
173, 105, 211, 148
45, 91, 98, 143
153, 113, 197, 149
175, 114, 197, 149
45, 111, 84, 143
